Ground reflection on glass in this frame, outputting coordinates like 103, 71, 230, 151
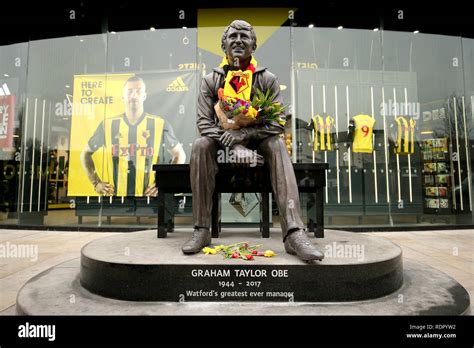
0, 28, 472, 229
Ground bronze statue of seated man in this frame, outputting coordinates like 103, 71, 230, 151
183, 19, 324, 262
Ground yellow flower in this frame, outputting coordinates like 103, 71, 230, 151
247, 107, 259, 118
263, 250, 276, 257
202, 247, 218, 255
215, 245, 225, 252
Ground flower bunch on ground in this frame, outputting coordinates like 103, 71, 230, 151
202, 241, 276, 261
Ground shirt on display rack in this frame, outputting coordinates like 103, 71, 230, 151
349, 114, 376, 153
309, 114, 336, 152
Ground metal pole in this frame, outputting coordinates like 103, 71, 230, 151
453, 97, 463, 210
382, 88, 390, 204
405, 87, 413, 203
98, 195, 102, 227
29, 98, 38, 212
290, 28, 297, 163
335, 85, 340, 204
346, 85, 352, 203
371, 86, 378, 203
21, 98, 29, 213
448, 98, 457, 210
393, 88, 401, 203
43, 101, 52, 211
311, 84, 315, 163
37, 100, 46, 211
323, 84, 328, 203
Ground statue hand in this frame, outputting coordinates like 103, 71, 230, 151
219, 130, 246, 148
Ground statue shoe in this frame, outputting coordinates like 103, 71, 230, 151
181, 228, 211, 255
284, 229, 325, 261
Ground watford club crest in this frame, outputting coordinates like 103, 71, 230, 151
229, 74, 249, 95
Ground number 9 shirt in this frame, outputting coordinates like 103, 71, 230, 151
351, 114, 375, 153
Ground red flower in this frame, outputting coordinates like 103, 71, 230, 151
246, 254, 254, 260
225, 106, 230, 111
252, 250, 258, 255
231, 252, 240, 259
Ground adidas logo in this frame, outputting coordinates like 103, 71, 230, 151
166, 77, 189, 92
0, 83, 11, 96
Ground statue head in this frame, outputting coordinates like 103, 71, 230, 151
221, 20, 257, 68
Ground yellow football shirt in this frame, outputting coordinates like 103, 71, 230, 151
352, 114, 375, 153
311, 114, 335, 151
394, 116, 416, 154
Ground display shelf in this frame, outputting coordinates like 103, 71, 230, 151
420, 137, 452, 214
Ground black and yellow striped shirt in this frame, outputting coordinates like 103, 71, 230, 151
310, 114, 335, 151
394, 116, 416, 154
88, 112, 177, 196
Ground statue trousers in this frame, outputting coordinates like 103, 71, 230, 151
189, 135, 305, 240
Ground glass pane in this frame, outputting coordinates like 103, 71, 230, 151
20, 34, 108, 227
292, 27, 387, 228
462, 37, 474, 223
381, 31, 468, 226
0, 42, 28, 226
5, 19, 473, 231
81, 29, 198, 228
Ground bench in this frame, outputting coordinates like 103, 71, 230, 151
75, 196, 168, 225
153, 163, 328, 239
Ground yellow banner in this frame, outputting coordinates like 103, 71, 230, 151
68, 74, 134, 196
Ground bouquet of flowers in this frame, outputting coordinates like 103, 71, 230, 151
202, 241, 276, 261
215, 88, 287, 130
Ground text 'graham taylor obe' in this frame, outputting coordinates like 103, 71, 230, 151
191, 268, 289, 278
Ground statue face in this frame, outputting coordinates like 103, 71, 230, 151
222, 27, 255, 67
